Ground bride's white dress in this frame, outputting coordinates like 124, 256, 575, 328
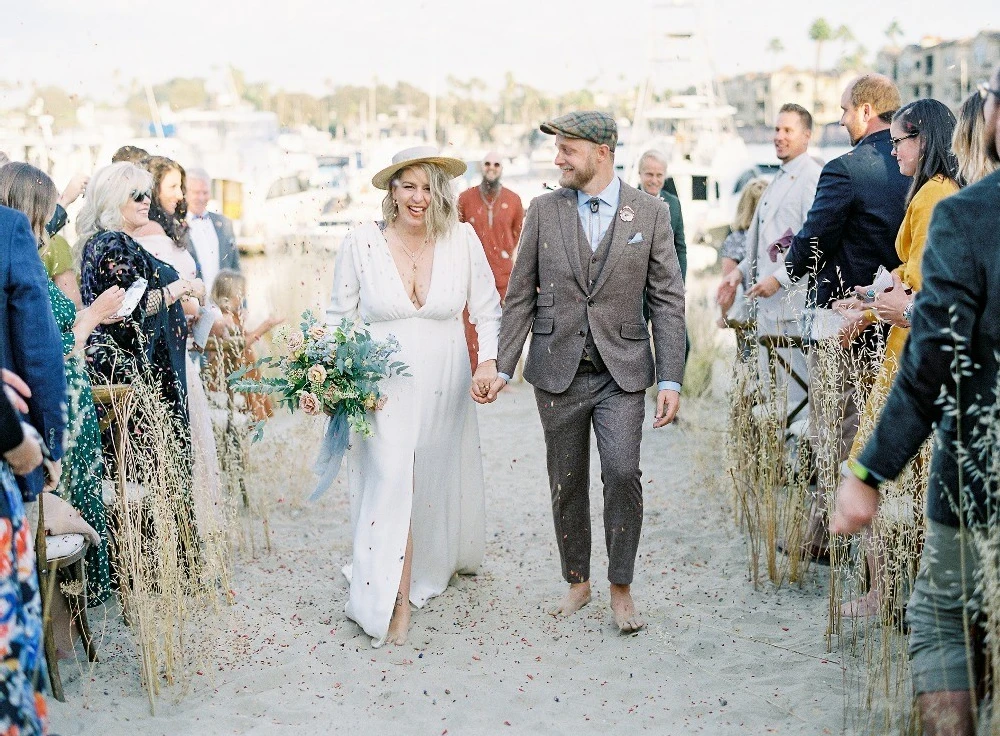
326, 221, 501, 647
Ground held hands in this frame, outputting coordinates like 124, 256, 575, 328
830, 474, 880, 536
653, 389, 680, 428
187, 278, 207, 301
470, 360, 499, 404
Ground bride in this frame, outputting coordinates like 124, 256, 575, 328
327, 147, 502, 647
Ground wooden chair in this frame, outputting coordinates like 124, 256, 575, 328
34, 497, 97, 702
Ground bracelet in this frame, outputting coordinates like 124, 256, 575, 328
842, 458, 881, 490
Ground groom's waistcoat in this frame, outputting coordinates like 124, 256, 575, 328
497, 183, 686, 395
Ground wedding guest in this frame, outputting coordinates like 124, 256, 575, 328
0, 389, 48, 735
111, 145, 149, 165
203, 270, 282, 422
75, 163, 200, 477
0, 162, 125, 605
42, 233, 83, 308
832, 65, 1000, 736
838, 99, 960, 618
132, 156, 223, 532
716, 178, 767, 344
0, 199, 66, 512
44, 173, 89, 240
952, 91, 998, 185
327, 146, 501, 647
186, 168, 241, 297
457, 153, 524, 371
637, 149, 687, 280
775, 74, 910, 562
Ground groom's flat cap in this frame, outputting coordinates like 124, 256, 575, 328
540, 111, 618, 149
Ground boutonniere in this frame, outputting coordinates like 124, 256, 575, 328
619, 205, 635, 223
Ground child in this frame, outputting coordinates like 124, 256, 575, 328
204, 269, 283, 422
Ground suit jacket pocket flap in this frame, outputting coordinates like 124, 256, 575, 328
620, 323, 649, 340
531, 317, 554, 334
536, 293, 554, 307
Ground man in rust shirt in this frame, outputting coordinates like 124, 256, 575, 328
458, 152, 525, 371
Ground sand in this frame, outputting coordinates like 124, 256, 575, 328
47, 383, 847, 735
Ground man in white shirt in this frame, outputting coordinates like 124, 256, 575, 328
186, 168, 240, 294
717, 103, 821, 421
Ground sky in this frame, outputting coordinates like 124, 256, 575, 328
1, 0, 996, 100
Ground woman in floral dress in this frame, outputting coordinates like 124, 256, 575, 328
0, 162, 124, 605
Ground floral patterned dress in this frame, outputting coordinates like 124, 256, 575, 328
0, 463, 48, 735
47, 280, 112, 605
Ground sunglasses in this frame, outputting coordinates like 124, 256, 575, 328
978, 81, 1000, 101
129, 189, 151, 203
890, 131, 919, 150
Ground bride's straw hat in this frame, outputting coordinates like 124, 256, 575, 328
371, 146, 467, 190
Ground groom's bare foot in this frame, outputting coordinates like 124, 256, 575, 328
385, 593, 411, 646
550, 582, 592, 617
610, 584, 645, 633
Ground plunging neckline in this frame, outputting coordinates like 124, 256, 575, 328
378, 224, 437, 311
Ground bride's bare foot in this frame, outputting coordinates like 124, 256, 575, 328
840, 591, 882, 619
385, 593, 411, 646
550, 582, 592, 617
610, 584, 645, 633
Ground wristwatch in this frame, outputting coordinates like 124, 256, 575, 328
902, 300, 914, 326
843, 458, 881, 490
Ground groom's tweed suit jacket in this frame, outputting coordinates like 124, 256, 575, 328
497, 181, 686, 394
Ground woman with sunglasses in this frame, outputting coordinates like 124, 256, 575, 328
838, 99, 960, 619
0, 162, 126, 610
132, 156, 224, 535
76, 164, 203, 535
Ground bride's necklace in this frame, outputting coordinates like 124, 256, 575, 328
478, 184, 501, 227
391, 230, 430, 273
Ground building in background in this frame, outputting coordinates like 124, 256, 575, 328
721, 68, 855, 128
877, 31, 1000, 107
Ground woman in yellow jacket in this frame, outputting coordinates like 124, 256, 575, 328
840, 98, 961, 618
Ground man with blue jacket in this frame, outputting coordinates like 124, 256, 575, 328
0, 204, 67, 506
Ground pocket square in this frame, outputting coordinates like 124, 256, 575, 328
628, 232, 644, 244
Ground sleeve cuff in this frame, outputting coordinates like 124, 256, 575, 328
658, 381, 681, 392
497, 373, 512, 383
774, 263, 793, 288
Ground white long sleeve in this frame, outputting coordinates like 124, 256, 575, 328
326, 231, 361, 328
463, 224, 502, 365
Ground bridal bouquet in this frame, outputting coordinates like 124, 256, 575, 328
229, 310, 408, 497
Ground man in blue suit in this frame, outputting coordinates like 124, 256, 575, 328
833, 64, 1000, 735
750, 73, 911, 559
0, 204, 67, 501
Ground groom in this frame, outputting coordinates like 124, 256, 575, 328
482, 111, 686, 631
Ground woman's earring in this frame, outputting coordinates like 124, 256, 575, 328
392, 200, 399, 220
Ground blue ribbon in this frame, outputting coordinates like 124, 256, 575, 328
309, 413, 350, 501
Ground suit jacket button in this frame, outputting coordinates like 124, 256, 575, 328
578, 330, 586, 336
587, 299, 595, 306
591, 256, 598, 263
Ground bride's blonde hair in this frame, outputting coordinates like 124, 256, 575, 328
381, 163, 457, 242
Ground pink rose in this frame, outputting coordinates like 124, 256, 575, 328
307, 364, 328, 384
307, 325, 326, 340
286, 330, 305, 352
298, 391, 321, 416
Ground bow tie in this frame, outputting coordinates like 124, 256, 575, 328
191, 213, 210, 221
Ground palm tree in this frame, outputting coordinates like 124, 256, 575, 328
885, 19, 905, 49
766, 38, 785, 69
808, 18, 834, 115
